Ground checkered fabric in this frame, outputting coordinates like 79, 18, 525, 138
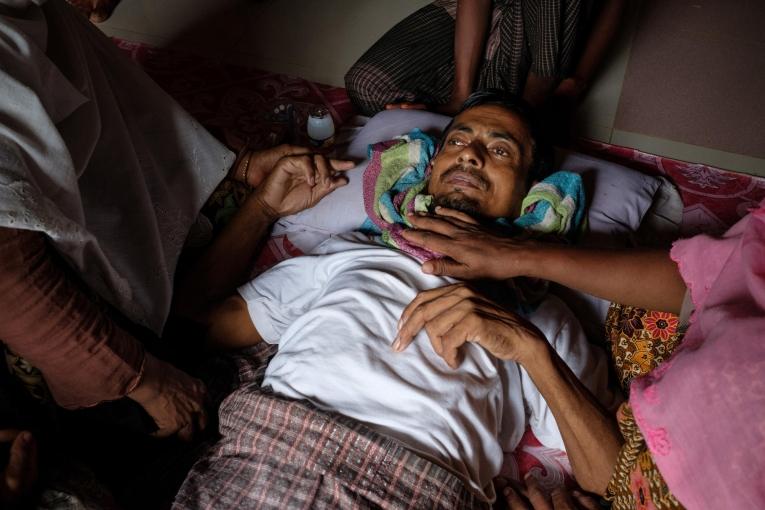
523, 0, 582, 78
173, 343, 488, 510
344, 0, 582, 116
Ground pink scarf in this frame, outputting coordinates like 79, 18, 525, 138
630, 198, 765, 509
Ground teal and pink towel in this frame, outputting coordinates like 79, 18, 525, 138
361, 129, 437, 261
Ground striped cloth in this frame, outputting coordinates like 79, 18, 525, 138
360, 130, 437, 261
173, 343, 489, 510
345, 0, 583, 115
514, 170, 586, 240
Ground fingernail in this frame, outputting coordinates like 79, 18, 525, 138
524, 472, 534, 481
397, 318, 402, 330
434, 206, 442, 212
406, 212, 414, 217
392, 338, 401, 351
504, 487, 513, 497
421, 263, 433, 274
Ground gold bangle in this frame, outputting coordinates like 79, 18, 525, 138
240, 151, 252, 185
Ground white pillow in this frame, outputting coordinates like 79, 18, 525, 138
274, 109, 662, 252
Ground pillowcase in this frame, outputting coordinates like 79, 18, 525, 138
552, 148, 662, 247
274, 109, 662, 253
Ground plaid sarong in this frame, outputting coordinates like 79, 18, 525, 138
173, 343, 488, 509
344, 0, 583, 116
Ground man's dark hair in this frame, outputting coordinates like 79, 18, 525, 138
439, 89, 550, 183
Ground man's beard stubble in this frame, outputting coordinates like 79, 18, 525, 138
433, 194, 483, 219
432, 163, 489, 220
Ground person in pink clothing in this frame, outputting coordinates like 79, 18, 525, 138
396, 199, 765, 509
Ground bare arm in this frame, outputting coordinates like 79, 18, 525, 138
173, 154, 353, 320
556, 0, 626, 99
204, 294, 263, 350
395, 283, 622, 494
521, 244, 686, 314
522, 72, 558, 108
402, 210, 686, 313
173, 192, 275, 319
174, 154, 352, 349
0, 228, 208, 440
439, 0, 492, 114
522, 342, 622, 494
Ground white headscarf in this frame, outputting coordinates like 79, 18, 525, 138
0, 0, 234, 333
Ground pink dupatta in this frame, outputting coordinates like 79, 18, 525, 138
630, 198, 765, 509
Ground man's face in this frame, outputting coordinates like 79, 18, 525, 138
427, 104, 534, 219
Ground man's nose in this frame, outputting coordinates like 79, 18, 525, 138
457, 142, 485, 168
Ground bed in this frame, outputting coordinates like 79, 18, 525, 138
111, 38, 765, 507
194, 108, 675, 496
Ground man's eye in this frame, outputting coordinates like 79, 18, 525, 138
448, 138, 466, 146
493, 147, 509, 157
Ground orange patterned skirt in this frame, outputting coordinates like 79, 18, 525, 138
604, 303, 684, 510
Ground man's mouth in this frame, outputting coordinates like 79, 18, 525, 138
441, 166, 489, 191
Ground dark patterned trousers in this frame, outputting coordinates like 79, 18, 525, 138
344, 0, 582, 116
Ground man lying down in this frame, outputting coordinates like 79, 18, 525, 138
180, 91, 617, 508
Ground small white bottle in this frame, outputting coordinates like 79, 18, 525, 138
306, 106, 335, 147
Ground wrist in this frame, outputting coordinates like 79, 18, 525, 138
127, 352, 160, 403
245, 149, 275, 188
518, 241, 557, 279
514, 244, 537, 277
450, 83, 471, 102
517, 338, 554, 376
492, 239, 541, 279
248, 192, 280, 224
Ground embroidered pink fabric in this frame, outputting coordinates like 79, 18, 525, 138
630, 198, 765, 510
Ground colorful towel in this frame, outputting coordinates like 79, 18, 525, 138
361, 129, 437, 261
362, 130, 586, 261
514, 171, 586, 238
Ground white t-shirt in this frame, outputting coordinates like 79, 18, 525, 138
238, 233, 614, 501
